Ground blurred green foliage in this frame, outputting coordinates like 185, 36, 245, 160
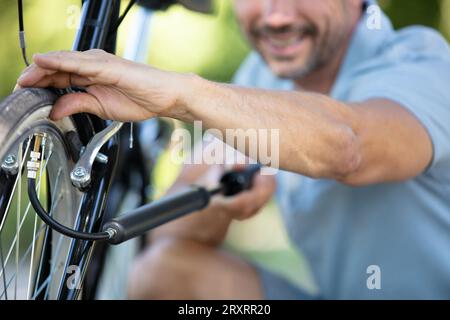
144, 0, 250, 82
0, 0, 449, 99
381, 0, 442, 30
0, 0, 80, 97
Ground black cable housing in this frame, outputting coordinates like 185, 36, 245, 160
28, 178, 111, 242
18, 0, 25, 31
114, 0, 137, 30
18, 0, 30, 66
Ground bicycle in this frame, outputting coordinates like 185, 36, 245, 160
0, 0, 260, 300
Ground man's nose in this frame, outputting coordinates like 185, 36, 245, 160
262, 0, 296, 28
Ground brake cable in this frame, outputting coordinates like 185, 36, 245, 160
18, 0, 30, 66
114, 0, 137, 31
17, 0, 137, 67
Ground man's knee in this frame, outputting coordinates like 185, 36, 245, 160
127, 237, 263, 300
127, 238, 202, 299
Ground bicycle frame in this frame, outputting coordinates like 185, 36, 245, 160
45, 0, 161, 300
55, 0, 122, 299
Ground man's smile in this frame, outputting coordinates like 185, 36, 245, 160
256, 25, 316, 60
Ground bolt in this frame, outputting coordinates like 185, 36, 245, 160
72, 167, 87, 178
2, 154, 19, 175
95, 153, 108, 164
3, 155, 16, 165
79, 147, 108, 164
70, 166, 91, 189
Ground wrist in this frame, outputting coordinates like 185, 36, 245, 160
165, 72, 205, 122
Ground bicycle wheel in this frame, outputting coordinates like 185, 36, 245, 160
0, 88, 91, 300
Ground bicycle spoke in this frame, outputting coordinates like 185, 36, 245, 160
43, 201, 83, 300
27, 136, 53, 299
14, 142, 23, 299
32, 168, 63, 297
0, 138, 30, 300
0, 201, 41, 280
1, 189, 65, 300
0, 223, 47, 299
43, 196, 88, 300
27, 135, 48, 299
32, 233, 65, 300
0, 239, 8, 300
0, 145, 53, 282
0, 137, 32, 233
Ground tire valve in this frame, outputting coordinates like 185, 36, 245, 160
27, 133, 45, 179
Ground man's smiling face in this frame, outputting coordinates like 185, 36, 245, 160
233, 0, 362, 80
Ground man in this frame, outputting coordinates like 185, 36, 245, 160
16, 0, 450, 299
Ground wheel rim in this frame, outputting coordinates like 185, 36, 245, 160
0, 106, 83, 300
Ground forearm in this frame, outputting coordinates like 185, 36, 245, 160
150, 165, 234, 246
176, 76, 361, 180
151, 199, 233, 247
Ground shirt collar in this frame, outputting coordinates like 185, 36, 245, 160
330, 1, 394, 97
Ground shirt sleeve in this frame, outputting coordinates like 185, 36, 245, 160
345, 50, 450, 176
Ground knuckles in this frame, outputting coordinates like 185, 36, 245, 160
85, 48, 107, 55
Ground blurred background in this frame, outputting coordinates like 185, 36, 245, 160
1, 0, 450, 297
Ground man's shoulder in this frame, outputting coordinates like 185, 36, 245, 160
232, 52, 293, 90
383, 25, 450, 62
341, 25, 450, 98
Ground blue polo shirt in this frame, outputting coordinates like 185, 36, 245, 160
233, 6, 450, 299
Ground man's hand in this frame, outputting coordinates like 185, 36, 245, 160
16, 49, 193, 122
152, 163, 276, 245
212, 165, 276, 221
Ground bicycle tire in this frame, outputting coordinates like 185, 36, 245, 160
0, 88, 96, 300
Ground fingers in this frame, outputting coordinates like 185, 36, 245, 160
17, 50, 117, 88
15, 61, 68, 90
197, 165, 224, 189
17, 63, 58, 87
25, 72, 71, 88
253, 173, 277, 196
49, 92, 104, 120
218, 172, 276, 220
230, 163, 247, 171
16, 63, 67, 90
33, 50, 108, 78
238, 170, 277, 202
